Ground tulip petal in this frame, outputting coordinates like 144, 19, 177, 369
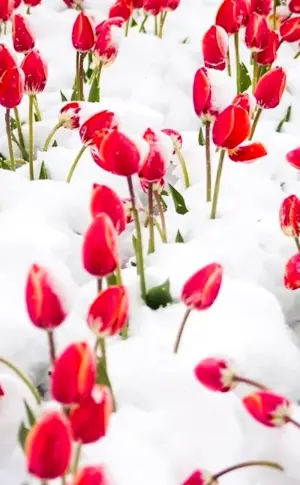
228, 142, 267, 162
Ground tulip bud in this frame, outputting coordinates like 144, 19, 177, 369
25, 411, 72, 479
59, 102, 81, 129
138, 128, 167, 183
109, 0, 133, 20
87, 285, 129, 337
83, 213, 119, 277
193, 68, 219, 120
25, 263, 67, 330
0, 0, 14, 23
72, 12, 95, 52
194, 358, 236, 392
280, 16, 300, 43
216, 0, 248, 34
73, 465, 109, 485
0, 44, 17, 76
212, 105, 250, 149
255, 29, 279, 65
161, 128, 182, 153
182, 470, 215, 485
12, 14, 35, 53
70, 385, 112, 443
279, 195, 300, 237
245, 13, 269, 51
288, 0, 300, 13
284, 253, 300, 289
232, 93, 255, 116
181, 263, 223, 311
143, 0, 165, 15
79, 110, 119, 146
164, 0, 180, 10
94, 18, 124, 66
202, 25, 228, 71
250, 0, 272, 14
14, 0, 22, 7
51, 342, 96, 404
243, 391, 290, 427
0, 66, 24, 109
254, 66, 286, 109
21, 49, 48, 94
286, 147, 300, 169
90, 183, 126, 234
24, 0, 42, 5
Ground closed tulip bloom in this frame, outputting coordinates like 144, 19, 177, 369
12, 14, 35, 53
161, 128, 182, 152
212, 105, 250, 149
181, 263, 223, 311
256, 29, 279, 65
73, 466, 109, 485
250, 0, 272, 15
25, 412, 72, 479
289, 0, 300, 12
72, 12, 95, 52
0, 66, 24, 109
21, 49, 48, 94
87, 285, 129, 337
280, 16, 300, 42
24, 0, 42, 5
25, 263, 67, 330
202, 25, 228, 71
193, 68, 219, 120
143, 0, 165, 15
109, 0, 133, 20
279, 195, 300, 237
139, 128, 167, 183
90, 183, 126, 234
286, 147, 300, 169
232, 92, 255, 115
59, 102, 81, 129
94, 18, 124, 67
284, 253, 300, 289
216, 0, 248, 34
182, 470, 215, 485
254, 66, 286, 109
0, 44, 17, 76
51, 342, 96, 404
245, 12, 269, 50
70, 385, 112, 443
194, 358, 236, 392
243, 391, 290, 427
79, 110, 119, 146
0, 0, 14, 22
83, 213, 119, 277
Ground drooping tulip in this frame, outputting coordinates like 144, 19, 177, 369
243, 391, 290, 427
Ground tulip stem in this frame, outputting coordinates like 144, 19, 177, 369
98, 337, 107, 371
0, 356, 42, 404
13, 107, 28, 161
272, 0, 277, 30
95, 338, 117, 411
33, 95, 42, 121
29, 96, 35, 180
66, 145, 87, 182
43, 122, 62, 151
72, 442, 82, 474
148, 183, 155, 254
5, 109, 15, 172
287, 417, 300, 429
88, 62, 103, 102
154, 191, 167, 242
213, 460, 283, 480
173, 308, 192, 353
139, 14, 148, 32
205, 120, 212, 202
210, 148, 226, 219
97, 278, 103, 292
294, 236, 300, 252
47, 330, 56, 367
175, 147, 190, 188
125, 16, 131, 36
154, 15, 158, 36
227, 47, 232, 76
234, 376, 267, 390
252, 55, 258, 93
249, 107, 262, 140
234, 32, 240, 93
127, 176, 147, 300
158, 11, 167, 38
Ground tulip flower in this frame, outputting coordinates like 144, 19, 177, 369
51, 342, 96, 404
255, 29, 279, 65
250, 0, 272, 15
0, 44, 17, 75
73, 466, 109, 485
174, 263, 223, 353
280, 16, 300, 43
245, 13, 269, 51
287, 146, 300, 170
25, 412, 72, 479
14, 0, 22, 7
162, 128, 190, 188
202, 25, 228, 71
12, 14, 35, 53
24, 0, 42, 7
90, 183, 126, 234
43, 102, 81, 151
232, 93, 255, 116
72, 12, 95, 100
279, 195, 300, 251
109, 0, 133, 36
289, 0, 300, 12
0, 0, 14, 24
243, 391, 291, 427
284, 253, 300, 289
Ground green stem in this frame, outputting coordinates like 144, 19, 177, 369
249, 107, 262, 140
213, 460, 283, 480
227, 46, 232, 77
272, 0, 277, 30
154, 191, 167, 242
88, 62, 103, 102
13, 107, 28, 161
210, 148, 226, 219
78, 53, 85, 101
115, 264, 122, 285
72, 442, 82, 474
173, 308, 192, 353
96, 337, 117, 411
97, 278, 102, 292
29, 96, 35, 180
43, 122, 62, 151
33, 95, 42, 122
125, 16, 131, 36
139, 14, 148, 32
127, 176, 147, 300
234, 32, 240, 93
235, 376, 267, 390
205, 120, 211, 202
3, 22, 7, 35
294, 51, 300, 59
158, 11, 167, 38
0, 357, 42, 404
153, 218, 165, 241
26, 6, 30, 14
99, 337, 107, 373
154, 15, 158, 36
148, 182, 155, 254
295, 236, 300, 252
47, 330, 56, 367
287, 417, 300, 429
252, 54, 258, 93
175, 147, 190, 188
5, 109, 15, 171
66, 145, 87, 182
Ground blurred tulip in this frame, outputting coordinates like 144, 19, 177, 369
280, 16, 300, 42
0, 44, 17, 76
12, 14, 35, 53
286, 147, 300, 170
289, 0, 300, 12
216, 0, 248, 34
90, 183, 126, 234
202, 25, 228, 71
24, 0, 42, 5
194, 358, 236, 392
250, 0, 272, 15
73, 465, 109, 485
0, 66, 24, 108
72, 12, 95, 52
279, 195, 300, 240
284, 253, 300, 289
255, 29, 279, 65
228, 142, 267, 162
0, 0, 14, 22
243, 391, 290, 426
140, 177, 165, 193
254, 66, 286, 108
232, 92, 255, 115
21, 49, 48, 94
143, 0, 165, 15
109, 0, 133, 20
14, 0, 22, 7
245, 13, 269, 50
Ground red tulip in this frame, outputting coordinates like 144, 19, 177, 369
182, 470, 214, 485
245, 12, 269, 51
216, 0, 249, 34
79, 110, 119, 146
140, 177, 165, 193
25, 263, 67, 330
232, 93, 255, 115
228, 142, 267, 162
94, 18, 124, 67
0, 66, 24, 109
72, 12, 95, 52
143, 0, 165, 15
254, 66, 286, 109
212, 105, 250, 149
194, 358, 236, 392
90, 183, 126, 234
24, 0, 42, 5
82, 213, 119, 277
109, 0, 133, 20
87, 285, 129, 337
255, 29, 279, 65
280, 16, 300, 43
0, 44, 17, 76
286, 147, 300, 169
12, 14, 35, 53
289, 0, 300, 13
63, 0, 83, 7
25, 412, 72, 479
164, 0, 179, 10
21, 49, 48, 94
133, 0, 144, 7
73, 466, 109, 485
202, 25, 228, 71
250, 0, 272, 15
243, 391, 290, 427
59, 102, 81, 129
0, 0, 14, 22
91, 130, 142, 176
0, 385, 4, 397
181, 263, 223, 311
14, 0, 22, 7
279, 195, 300, 237
138, 128, 167, 183
193, 68, 219, 120
161, 128, 182, 152
51, 342, 96, 404
284, 253, 300, 289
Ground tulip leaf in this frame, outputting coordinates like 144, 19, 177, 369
39, 161, 49, 180
276, 105, 292, 133
145, 279, 173, 310
71, 86, 78, 101
106, 273, 117, 286
88, 72, 100, 103
23, 399, 36, 427
18, 421, 29, 450
60, 90, 68, 102
168, 183, 189, 215
198, 126, 204, 146
175, 229, 184, 243
1, 160, 12, 171
96, 357, 112, 389
131, 18, 138, 27
239, 62, 251, 93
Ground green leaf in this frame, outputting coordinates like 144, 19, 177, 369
96, 357, 112, 388
1, 160, 12, 170
71, 86, 78, 101
182, 37, 189, 44
131, 18, 137, 27
39, 161, 49, 180
175, 229, 184, 243
145, 279, 173, 310
88, 71, 100, 102
18, 422, 29, 450
198, 126, 204, 146
24, 399, 36, 427
60, 90, 68, 102
168, 183, 188, 215
276, 105, 292, 133
131, 235, 137, 267
106, 273, 117, 286
285, 105, 292, 122
239, 62, 251, 93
